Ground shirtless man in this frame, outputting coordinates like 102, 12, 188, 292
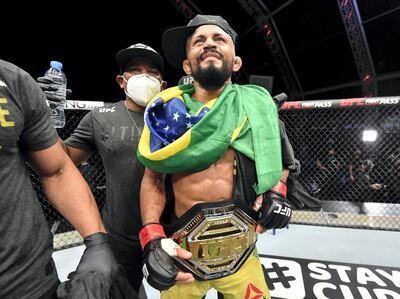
137, 15, 292, 299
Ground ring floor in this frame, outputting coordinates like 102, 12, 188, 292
52, 224, 400, 299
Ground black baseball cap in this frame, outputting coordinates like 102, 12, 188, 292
116, 43, 164, 75
162, 15, 237, 68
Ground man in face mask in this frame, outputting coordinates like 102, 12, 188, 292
42, 43, 166, 294
116, 45, 166, 108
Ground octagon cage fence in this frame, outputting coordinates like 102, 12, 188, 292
28, 97, 400, 250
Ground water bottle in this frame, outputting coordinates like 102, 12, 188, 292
44, 61, 67, 128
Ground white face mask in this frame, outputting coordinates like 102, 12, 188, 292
123, 74, 161, 106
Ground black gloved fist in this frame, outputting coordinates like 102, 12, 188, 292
258, 180, 292, 229
139, 223, 178, 291
71, 232, 119, 286
37, 76, 72, 103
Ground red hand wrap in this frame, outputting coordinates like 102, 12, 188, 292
270, 180, 287, 198
139, 223, 166, 250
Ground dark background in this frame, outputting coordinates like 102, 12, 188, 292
3, 0, 400, 102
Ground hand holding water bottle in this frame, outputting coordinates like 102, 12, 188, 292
37, 61, 69, 128
37, 76, 72, 102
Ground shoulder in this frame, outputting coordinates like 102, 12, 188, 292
236, 84, 271, 95
0, 60, 49, 119
234, 84, 274, 102
0, 59, 36, 93
0, 59, 22, 76
0, 59, 20, 75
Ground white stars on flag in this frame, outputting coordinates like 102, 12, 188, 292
173, 111, 180, 121
185, 113, 191, 119
186, 122, 193, 129
164, 125, 169, 132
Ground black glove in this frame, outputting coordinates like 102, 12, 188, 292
37, 76, 72, 103
70, 232, 119, 287
258, 180, 292, 229
139, 223, 178, 291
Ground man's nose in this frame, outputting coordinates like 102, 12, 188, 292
203, 37, 217, 48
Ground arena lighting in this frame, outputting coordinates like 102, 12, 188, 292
362, 129, 378, 142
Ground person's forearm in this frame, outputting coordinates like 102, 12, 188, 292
140, 169, 166, 224
58, 138, 90, 166
41, 163, 105, 237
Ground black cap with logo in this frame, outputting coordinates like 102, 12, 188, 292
115, 43, 164, 75
162, 15, 237, 68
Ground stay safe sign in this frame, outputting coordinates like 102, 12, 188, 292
260, 255, 400, 299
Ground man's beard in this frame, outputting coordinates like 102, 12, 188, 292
191, 60, 232, 91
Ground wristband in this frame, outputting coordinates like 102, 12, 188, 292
270, 180, 287, 197
139, 223, 166, 250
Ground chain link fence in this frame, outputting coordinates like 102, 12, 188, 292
29, 98, 400, 250
280, 97, 400, 231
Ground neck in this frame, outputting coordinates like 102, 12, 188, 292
124, 98, 144, 112
192, 80, 230, 104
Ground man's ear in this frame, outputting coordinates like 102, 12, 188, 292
116, 75, 124, 89
161, 80, 168, 90
232, 56, 242, 72
183, 59, 192, 75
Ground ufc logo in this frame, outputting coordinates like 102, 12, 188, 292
273, 204, 292, 217
99, 106, 116, 113
0, 98, 15, 127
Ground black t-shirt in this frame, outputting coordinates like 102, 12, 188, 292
65, 101, 144, 245
0, 59, 59, 298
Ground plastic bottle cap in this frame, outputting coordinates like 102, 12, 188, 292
50, 61, 63, 69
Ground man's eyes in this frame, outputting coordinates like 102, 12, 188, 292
193, 39, 204, 45
192, 37, 226, 45
126, 68, 139, 73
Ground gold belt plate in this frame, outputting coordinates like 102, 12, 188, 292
170, 202, 257, 280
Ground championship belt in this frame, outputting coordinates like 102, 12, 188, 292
165, 200, 258, 280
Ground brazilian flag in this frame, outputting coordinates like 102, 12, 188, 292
137, 83, 282, 194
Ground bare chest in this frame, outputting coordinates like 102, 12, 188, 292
172, 148, 235, 216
